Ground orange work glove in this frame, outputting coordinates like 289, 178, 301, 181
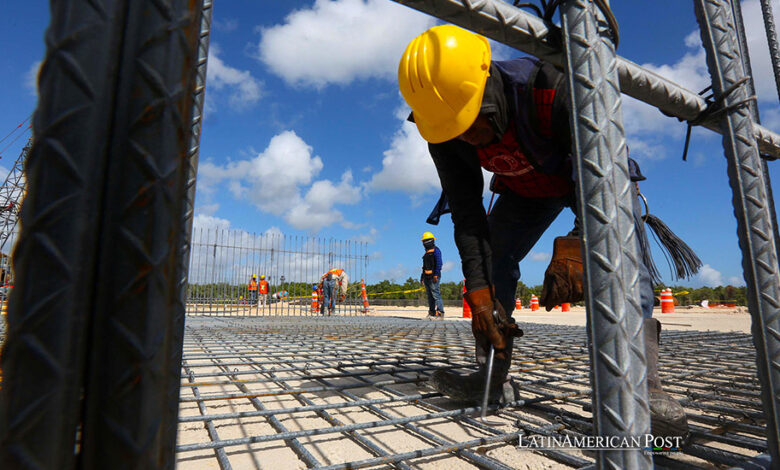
539, 236, 584, 311
464, 287, 523, 360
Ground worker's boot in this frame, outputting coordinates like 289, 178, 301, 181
430, 336, 517, 405
645, 318, 689, 439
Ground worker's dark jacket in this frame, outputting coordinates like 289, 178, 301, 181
422, 246, 443, 279
428, 57, 643, 291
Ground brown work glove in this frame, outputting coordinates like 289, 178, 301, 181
540, 236, 584, 311
465, 287, 523, 360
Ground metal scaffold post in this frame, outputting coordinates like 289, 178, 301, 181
0, 137, 30, 258
694, 0, 780, 463
559, 1, 650, 468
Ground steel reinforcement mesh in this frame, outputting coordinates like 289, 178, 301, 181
172, 316, 768, 469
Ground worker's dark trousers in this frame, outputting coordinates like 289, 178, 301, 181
487, 187, 655, 321
423, 277, 445, 314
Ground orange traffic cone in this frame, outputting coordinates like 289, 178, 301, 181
561, 302, 571, 312
530, 295, 539, 311
462, 282, 472, 318
515, 298, 522, 310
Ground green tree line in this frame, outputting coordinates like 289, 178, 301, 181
188, 279, 749, 306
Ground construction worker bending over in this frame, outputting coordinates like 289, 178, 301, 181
248, 275, 258, 306
398, 25, 687, 437
319, 268, 349, 316
420, 232, 445, 319
258, 274, 269, 307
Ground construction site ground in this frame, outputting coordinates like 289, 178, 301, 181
165, 305, 766, 469
0, 305, 763, 469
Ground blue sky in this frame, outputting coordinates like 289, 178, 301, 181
3, 0, 780, 287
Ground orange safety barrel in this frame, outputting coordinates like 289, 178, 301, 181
661, 288, 675, 314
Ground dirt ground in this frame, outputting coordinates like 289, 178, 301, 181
368, 304, 753, 333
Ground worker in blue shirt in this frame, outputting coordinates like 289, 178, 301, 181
421, 232, 445, 319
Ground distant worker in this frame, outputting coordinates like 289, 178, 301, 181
272, 290, 289, 300
319, 268, 349, 316
258, 274, 269, 307
248, 275, 258, 305
420, 232, 445, 319
398, 25, 687, 437
312, 284, 320, 313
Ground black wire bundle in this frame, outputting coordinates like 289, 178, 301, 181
645, 214, 702, 280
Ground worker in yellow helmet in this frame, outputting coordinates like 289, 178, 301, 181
399, 25, 686, 437
257, 275, 269, 308
420, 232, 444, 319
248, 274, 258, 306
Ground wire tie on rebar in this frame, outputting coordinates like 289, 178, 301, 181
679, 77, 756, 161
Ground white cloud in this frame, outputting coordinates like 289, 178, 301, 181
695, 264, 724, 287
256, 0, 435, 88
354, 227, 378, 243
214, 17, 238, 32
374, 264, 412, 282
24, 60, 42, 96
728, 276, 745, 286
207, 46, 263, 110
529, 251, 551, 263
286, 171, 362, 229
197, 203, 220, 216
193, 213, 232, 231
441, 260, 456, 273
198, 131, 363, 231
370, 118, 440, 195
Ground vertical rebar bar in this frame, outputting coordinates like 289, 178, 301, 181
78, 0, 205, 467
760, 0, 780, 105
0, 1, 127, 467
560, 1, 651, 468
162, 0, 211, 461
694, 0, 780, 463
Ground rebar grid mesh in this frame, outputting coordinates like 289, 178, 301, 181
170, 316, 767, 469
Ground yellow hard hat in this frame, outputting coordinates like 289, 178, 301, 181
422, 232, 435, 241
259, 275, 265, 279
398, 25, 491, 144
252, 274, 257, 278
